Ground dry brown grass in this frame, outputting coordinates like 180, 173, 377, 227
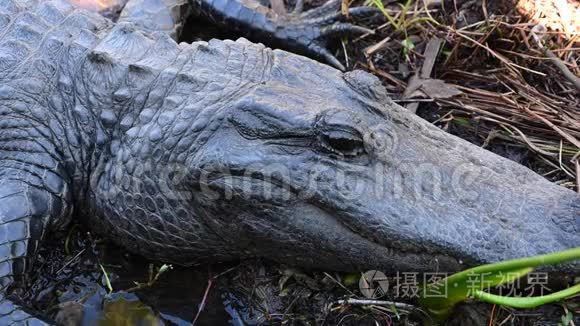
349, 0, 579, 191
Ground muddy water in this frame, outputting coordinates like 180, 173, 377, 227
29, 228, 253, 325
96, 254, 235, 325
29, 223, 354, 325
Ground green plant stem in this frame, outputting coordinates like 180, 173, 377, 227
473, 283, 580, 308
420, 247, 580, 322
442, 247, 580, 284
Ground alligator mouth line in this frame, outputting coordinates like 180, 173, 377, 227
314, 202, 467, 268
204, 170, 464, 271
203, 169, 303, 198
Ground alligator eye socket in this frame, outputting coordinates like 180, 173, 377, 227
320, 130, 365, 157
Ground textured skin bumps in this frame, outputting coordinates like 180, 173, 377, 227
0, 0, 578, 323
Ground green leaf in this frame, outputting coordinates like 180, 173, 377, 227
342, 273, 360, 287
452, 117, 471, 126
561, 310, 574, 326
401, 38, 415, 50
401, 38, 415, 57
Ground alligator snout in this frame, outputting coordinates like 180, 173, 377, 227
181, 54, 580, 273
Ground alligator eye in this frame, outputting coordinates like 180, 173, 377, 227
320, 129, 366, 157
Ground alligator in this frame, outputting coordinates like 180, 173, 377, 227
0, 0, 578, 323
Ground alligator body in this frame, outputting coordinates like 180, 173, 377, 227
0, 0, 578, 323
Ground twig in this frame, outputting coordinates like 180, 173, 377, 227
542, 48, 580, 91
361, 63, 407, 89
126, 264, 173, 293
529, 24, 580, 90
481, 0, 488, 19
488, 304, 496, 326
56, 248, 86, 274
342, 40, 349, 69
336, 298, 416, 310
449, 27, 546, 76
323, 272, 356, 296
575, 159, 580, 193
500, 123, 557, 157
341, 0, 349, 18
192, 270, 214, 326
523, 107, 580, 149
365, 37, 392, 56
558, 140, 577, 179
281, 288, 304, 321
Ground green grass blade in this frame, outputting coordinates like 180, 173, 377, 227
100, 264, 114, 293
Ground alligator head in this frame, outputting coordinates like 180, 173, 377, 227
95, 38, 579, 273
177, 46, 578, 273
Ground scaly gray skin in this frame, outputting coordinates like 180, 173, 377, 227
0, 0, 578, 323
